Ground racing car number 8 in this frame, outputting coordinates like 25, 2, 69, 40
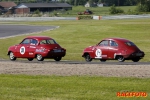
20, 46, 25, 55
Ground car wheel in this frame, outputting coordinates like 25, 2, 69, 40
117, 56, 125, 62
54, 57, 62, 61
132, 58, 140, 62
9, 52, 16, 61
100, 59, 106, 62
85, 54, 92, 62
36, 54, 44, 61
27, 58, 34, 61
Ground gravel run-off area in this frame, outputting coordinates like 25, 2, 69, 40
0, 61, 150, 78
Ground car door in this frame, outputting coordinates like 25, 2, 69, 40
28, 39, 38, 57
16, 39, 30, 58
94, 40, 109, 59
108, 40, 118, 59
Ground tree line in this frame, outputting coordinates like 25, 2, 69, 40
0, 0, 150, 12
0, 0, 146, 6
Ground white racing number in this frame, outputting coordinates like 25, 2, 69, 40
95, 49, 102, 58
20, 46, 25, 55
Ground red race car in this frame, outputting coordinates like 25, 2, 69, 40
7, 36, 66, 61
82, 38, 145, 62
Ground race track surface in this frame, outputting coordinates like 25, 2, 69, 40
0, 25, 58, 39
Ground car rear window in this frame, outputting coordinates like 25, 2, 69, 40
125, 42, 135, 46
40, 39, 57, 44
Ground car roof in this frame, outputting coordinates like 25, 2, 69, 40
26, 36, 53, 41
104, 37, 131, 42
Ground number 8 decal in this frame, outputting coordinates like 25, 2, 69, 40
20, 46, 25, 55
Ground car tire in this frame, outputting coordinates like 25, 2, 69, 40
132, 58, 140, 62
27, 58, 34, 61
85, 54, 92, 62
117, 56, 125, 62
9, 52, 16, 61
36, 54, 44, 61
100, 59, 106, 62
54, 57, 62, 61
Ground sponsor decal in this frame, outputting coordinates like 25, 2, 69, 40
117, 91, 148, 97
36, 49, 44, 52
20, 46, 25, 55
29, 52, 33, 55
30, 46, 36, 48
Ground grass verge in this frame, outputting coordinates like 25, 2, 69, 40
0, 74, 149, 100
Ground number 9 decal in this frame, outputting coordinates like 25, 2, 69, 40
95, 49, 102, 58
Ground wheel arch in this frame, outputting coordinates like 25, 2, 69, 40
114, 53, 125, 60
7, 51, 11, 55
7, 51, 16, 56
82, 52, 90, 57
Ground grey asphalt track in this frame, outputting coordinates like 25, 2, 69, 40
0, 25, 58, 39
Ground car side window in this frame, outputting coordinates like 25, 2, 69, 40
30, 39, 38, 45
40, 39, 57, 44
47, 39, 57, 44
40, 40, 47, 44
21, 39, 30, 44
110, 40, 118, 46
99, 40, 109, 46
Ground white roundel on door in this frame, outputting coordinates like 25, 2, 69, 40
95, 49, 102, 58
20, 46, 25, 55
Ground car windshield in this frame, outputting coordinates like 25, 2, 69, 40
40, 39, 57, 44
125, 42, 135, 46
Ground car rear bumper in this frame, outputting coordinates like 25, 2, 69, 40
124, 52, 145, 59
44, 51, 66, 58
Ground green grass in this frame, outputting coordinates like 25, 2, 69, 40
0, 74, 149, 100
0, 18, 150, 61
57, 6, 137, 16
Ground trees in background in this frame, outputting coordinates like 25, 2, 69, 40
136, 0, 150, 12
0, 0, 140, 6
1, 0, 150, 12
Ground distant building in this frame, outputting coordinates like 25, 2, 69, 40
0, 1, 16, 10
85, 2, 98, 7
97, 3, 103, 7
85, 2, 90, 7
0, 1, 16, 14
15, 3, 72, 14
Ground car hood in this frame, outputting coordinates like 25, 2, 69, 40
84, 46, 95, 50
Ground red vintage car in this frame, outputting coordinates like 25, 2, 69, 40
82, 38, 145, 62
7, 36, 66, 61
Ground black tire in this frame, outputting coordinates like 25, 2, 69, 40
117, 56, 125, 62
85, 54, 92, 62
54, 57, 62, 61
27, 58, 34, 61
9, 52, 16, 61
100, 59, 106, 62
132, 58, 140, 62
36, 54, 44, 61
